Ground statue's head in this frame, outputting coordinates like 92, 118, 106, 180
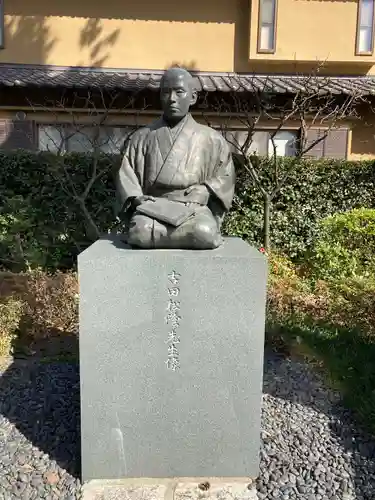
160, 68, 197, 123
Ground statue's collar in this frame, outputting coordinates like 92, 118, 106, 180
161, 113, 193, 129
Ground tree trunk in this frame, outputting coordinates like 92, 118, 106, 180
263, 194, 271, 251
77, 198, 101, 241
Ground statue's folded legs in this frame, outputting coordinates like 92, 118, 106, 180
127, 205, 223, 249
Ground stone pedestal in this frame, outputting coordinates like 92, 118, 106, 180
79, 236, 267, 485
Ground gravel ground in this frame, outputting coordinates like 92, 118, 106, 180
0, 360, 81, 500
260, 352, 375, 499
0, 351, 374, 499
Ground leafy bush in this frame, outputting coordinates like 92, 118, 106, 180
0, 297, 23, 356
266, 252, 375, 433
0, 195, 47, 271
0, 270, 78, 356
0, 151, 120, 271
266, 253, 330, 336
21, 270, 78, 340
1, 151, 375, 270
309, 208, 375, 281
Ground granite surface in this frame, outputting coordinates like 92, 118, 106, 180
79, 237, 267, 482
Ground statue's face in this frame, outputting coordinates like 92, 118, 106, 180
160, 71, 197, 122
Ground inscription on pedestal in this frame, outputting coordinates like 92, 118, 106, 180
165, 270, 182, 371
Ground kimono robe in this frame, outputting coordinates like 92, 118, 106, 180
116, 114, 236, 249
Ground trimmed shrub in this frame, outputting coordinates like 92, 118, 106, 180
309, 208, 375, 281
1, 151, 375, 270
266, 252, 330, 328
223, 157, 375, 258
22, 270, 78, 340
329, 277, 375, 337
0, 297, 23, 356
0, 270, 78, 356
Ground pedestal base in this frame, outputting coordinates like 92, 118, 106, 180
81, 478, 258, 500
79, 236, 267, 483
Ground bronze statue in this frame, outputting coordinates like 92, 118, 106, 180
116, 67, 235, 249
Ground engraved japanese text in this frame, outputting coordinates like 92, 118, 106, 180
165, 270, 182, 371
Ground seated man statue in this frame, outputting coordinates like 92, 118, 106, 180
116, 67, 236, 250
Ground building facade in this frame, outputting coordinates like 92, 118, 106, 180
0, 0, 375, 159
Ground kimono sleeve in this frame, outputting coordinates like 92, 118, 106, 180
204, 136, 236, 211
116, 136, 144, 211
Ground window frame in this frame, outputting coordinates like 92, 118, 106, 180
356, 0, 375, 56
257, 0, 278, 54
267, 129, 300, 157
0, 1, 5, 50
37, 123, 137, 154
220, 127, 299, 157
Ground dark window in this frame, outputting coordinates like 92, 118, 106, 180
304, 128, 348, 159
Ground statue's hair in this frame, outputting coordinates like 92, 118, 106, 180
161, 67, 195, 91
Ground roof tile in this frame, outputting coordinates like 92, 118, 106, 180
0, 64, 373, 96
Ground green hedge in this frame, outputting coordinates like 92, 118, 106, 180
308, 208, 375, 281
0, 151, 120, 271
223, 156, 375, 258
0, 151, 374, 271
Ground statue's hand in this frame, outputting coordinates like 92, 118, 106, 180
184, 184, 210, 206
133, 195, 156, 207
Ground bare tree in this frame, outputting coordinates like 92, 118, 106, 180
203, 65, 364, 250
26, 88, 147, 243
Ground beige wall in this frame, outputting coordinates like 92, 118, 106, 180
1, 0, 239, 72
1, 0, 375, 75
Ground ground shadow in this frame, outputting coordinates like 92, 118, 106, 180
264, 322, 375, 499
0, 348, 81, 479
12, 331, 79, 360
